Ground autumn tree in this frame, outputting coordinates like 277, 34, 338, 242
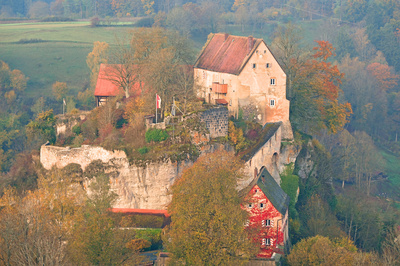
366, 62, 399, 92
289, 40, 352, 133
67, 174, 140, 265
26, 109, 56, 147
165, 151, 256, 265
52, 81, 69, 101
287, 235, 359, 265
87, 41, 109, 89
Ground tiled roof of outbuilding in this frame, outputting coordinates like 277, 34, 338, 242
194, 33, 263, 75
94, 64, 141, 97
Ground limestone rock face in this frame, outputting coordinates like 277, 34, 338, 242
40, 144, 192, 209
109, 160, 193, 209
295, 141, 316, 179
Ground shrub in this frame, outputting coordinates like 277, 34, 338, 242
138, 146, 149, 155
145, 128, 169, 143
72, 125, 81, 135
135, 17, 154, 27
90, 17, 99, 27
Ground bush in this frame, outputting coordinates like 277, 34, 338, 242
72, 125, 81, 135
145, 128, 169, 143
90, 17, 100, 27
17, 38, 45, 44
138, 146, 149, 154
40, 17, 75, 22
135, 17, 154, 27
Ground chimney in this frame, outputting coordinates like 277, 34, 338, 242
247, 36, 254, 54
224, 33, 229, 41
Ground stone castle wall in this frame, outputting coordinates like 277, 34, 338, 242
40, 144, 127, 171
199, 107, 228, 138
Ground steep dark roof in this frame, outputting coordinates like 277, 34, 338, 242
240, 122, 281, 162
194, 33, 263, 75
241, 167, 289, 215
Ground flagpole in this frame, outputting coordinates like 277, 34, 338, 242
156, 94, 157, 124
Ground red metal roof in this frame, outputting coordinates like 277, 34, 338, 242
94, 64, 141, 97
194, 33, 263, 75
110, 208, 170, 217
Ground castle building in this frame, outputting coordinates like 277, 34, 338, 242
240, 167, 290, 259
194, 33, 290, 127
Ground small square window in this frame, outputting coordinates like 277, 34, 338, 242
266, 63, 271, 68
253, 63, 256, 69
254, 189, 258, 193
270, 78, 276, 85
248, 203, 253, 208
260, 203, 265, 209
270, 99, 275, 106
262, 238, 271, 246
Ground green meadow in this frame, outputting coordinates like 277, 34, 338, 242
0, 20, 323, 100
0, 22, 137, 98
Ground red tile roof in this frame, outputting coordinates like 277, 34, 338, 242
110, 208, 170, 217
194, 33, 263, 75
215, 98, 228, 105
94, 64, 141, 97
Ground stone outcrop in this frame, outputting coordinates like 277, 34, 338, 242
41, 144, 192, 210
40, 119, 299, 210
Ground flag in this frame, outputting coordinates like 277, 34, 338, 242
156, 94, 161, 109
63, 98, 66, 106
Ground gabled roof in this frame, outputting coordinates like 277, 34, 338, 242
240, 122, 281, 162
94, 64, 141, 97
240, 167, 289, 215
194, 33, 263, 75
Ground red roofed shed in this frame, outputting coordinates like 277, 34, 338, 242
94, 64, 141, 106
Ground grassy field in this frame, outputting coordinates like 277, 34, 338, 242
381, 150, 400, 187
0, 18, 335, 100
0, 22, 141, 98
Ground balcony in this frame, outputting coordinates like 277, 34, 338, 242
212, 82, 228, 94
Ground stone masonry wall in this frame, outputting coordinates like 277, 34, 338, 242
200, 107, 228, 138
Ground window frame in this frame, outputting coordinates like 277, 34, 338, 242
270, 78, 276, 85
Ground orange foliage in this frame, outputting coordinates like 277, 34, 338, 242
309, 41, 352, 133
366, 62, 399, 91
313, 40, 336, 61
